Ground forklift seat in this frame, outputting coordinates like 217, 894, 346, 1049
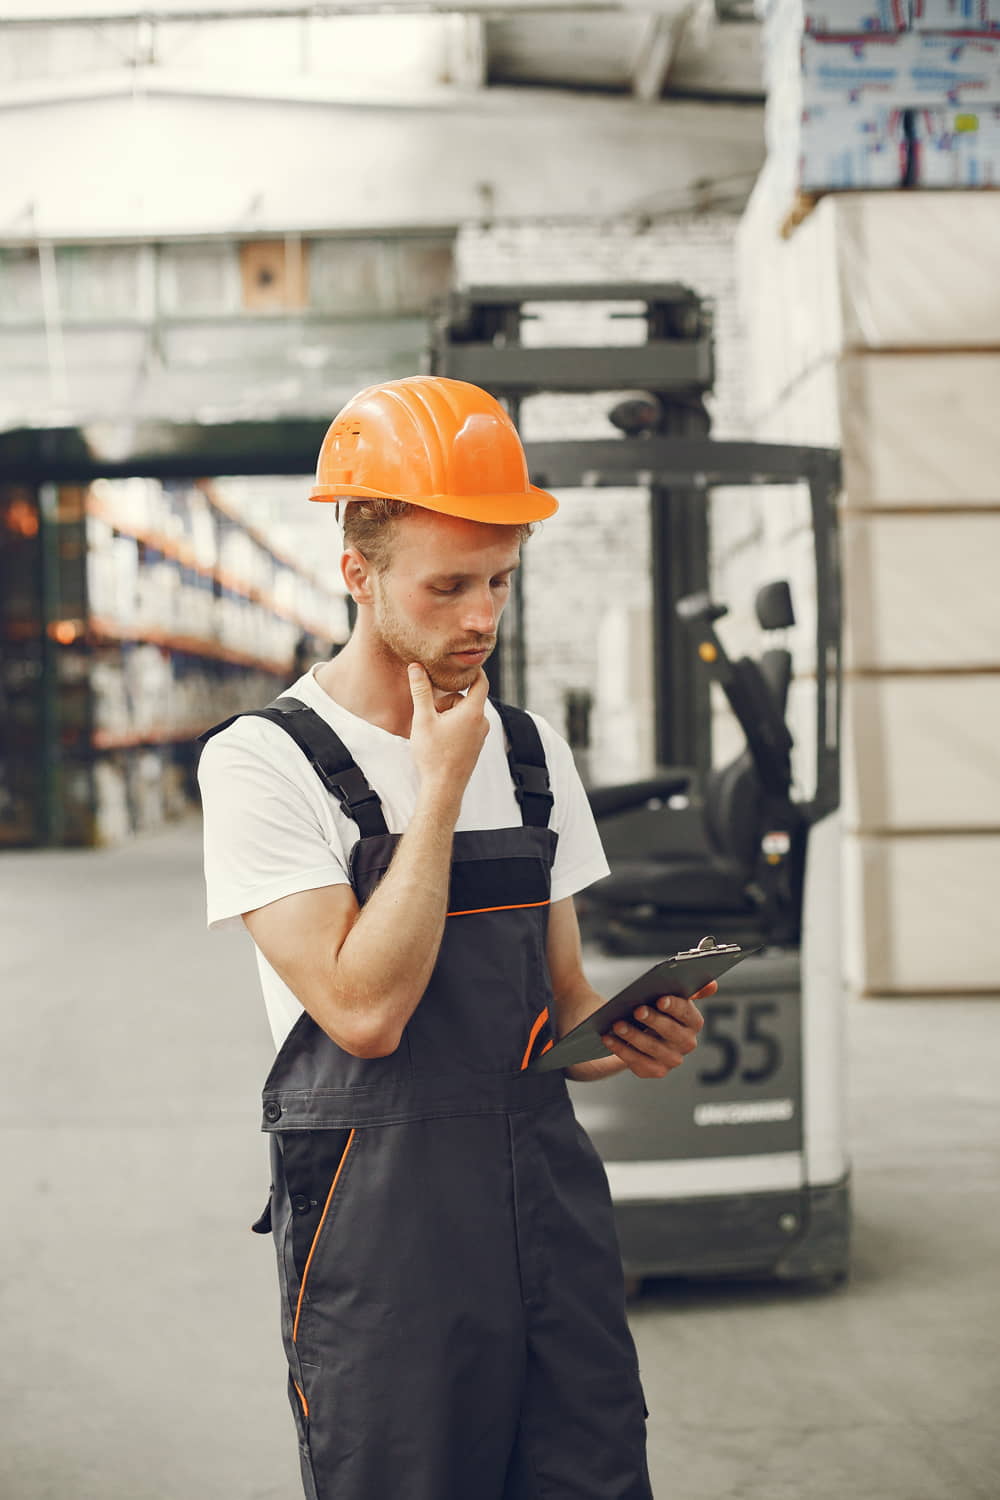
585, 645, 796, 935
703, 647, 793, 869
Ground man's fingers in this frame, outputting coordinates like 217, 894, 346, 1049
407, 661, 432, 710
601, 1032, 672, 1079
623, 1007, 698, 1056
651, 992, 706, 1033
612, 1019, 681, 1062
601, 988, 709, 1080
464, 668, 490, 709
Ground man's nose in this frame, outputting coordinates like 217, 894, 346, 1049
462, 588, 498, 635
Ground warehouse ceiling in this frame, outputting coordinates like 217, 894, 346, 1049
0, 0, 764, 454
0, 0, 763, 104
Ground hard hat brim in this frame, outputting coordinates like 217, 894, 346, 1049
309, 482, 558, 524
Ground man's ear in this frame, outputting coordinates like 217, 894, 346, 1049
342, 548, 373, 604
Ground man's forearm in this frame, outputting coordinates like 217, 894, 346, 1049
554, 976, 629, 1084
328, 783, 460, 1055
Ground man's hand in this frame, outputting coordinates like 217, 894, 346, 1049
599, 980, 715, 1079
407, 664, 489, 805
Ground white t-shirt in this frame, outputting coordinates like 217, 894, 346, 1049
198, 666, 610, 1049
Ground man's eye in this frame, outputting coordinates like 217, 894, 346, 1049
492, 577, 512, 591
431, 584, 460, 596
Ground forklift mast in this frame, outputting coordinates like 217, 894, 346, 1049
428, 280, 841, 829
428, 282, 716, 773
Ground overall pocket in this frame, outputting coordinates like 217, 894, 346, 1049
279, 1128, 357, 1346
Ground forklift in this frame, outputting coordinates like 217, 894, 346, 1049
431, 283, 850, 1284
2, 287, 850, 1284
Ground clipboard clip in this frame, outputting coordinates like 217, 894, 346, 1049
673, 935, 742, 960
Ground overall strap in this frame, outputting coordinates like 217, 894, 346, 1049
491, 699, 554, 829
198, 696, 389, 838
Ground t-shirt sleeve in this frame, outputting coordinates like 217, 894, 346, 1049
531, 714, 610, 904
197, 721, 351, 931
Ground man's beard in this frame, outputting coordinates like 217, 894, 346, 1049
372, 593, 495, 693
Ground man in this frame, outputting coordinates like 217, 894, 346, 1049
198, 375, 712, 1500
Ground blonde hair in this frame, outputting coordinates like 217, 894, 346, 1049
342, 498, 533, 572
341, 498, 411, 572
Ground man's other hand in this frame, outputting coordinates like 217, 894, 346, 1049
599, 980, 715, 1079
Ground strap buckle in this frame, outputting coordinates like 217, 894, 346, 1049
321, 764, 381, 811
511, 763, 552, 803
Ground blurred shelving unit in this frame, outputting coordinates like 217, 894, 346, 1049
0, 475, 347, 848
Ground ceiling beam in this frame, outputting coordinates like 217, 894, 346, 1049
0, 66, 474, 111
1, 0, 687, 22
0, 89, 764, 239
445, 13, 487, 89
631, 5, 693, 102
666, 0, 763, 101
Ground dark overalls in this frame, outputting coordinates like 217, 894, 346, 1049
201, 695, 652, 1500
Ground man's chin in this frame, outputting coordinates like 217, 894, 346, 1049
427, 659, 484, 694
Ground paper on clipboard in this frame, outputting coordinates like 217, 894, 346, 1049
531, 938, 756, 1072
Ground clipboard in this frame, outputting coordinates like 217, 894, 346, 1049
531, 937, 756, 1072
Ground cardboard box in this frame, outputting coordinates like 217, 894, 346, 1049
911, 104, 1000, 181
843, 831, 1000, 992
839, 352, 1000, 504
792, 106, 909, 188
767, 32, 1000, 111
797, 34, 917, 103
843, 511, 1000, 670
910, 0, 1000, 31
909, 31, 1000, 98
758, 0, 909, 32
843, 674, 1000, 829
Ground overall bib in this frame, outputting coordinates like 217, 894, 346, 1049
202, 696, 652, 1500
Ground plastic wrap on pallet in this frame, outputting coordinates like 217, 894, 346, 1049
910, 104, 1000, 179
839, 352, 1000, 503
910, 0, 1000, 29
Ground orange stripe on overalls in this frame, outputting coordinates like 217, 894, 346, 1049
519, 1008, 550, 1072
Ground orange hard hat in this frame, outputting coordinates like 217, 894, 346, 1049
309, 375, 558, 524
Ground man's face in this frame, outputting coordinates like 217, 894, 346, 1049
363, 509, 522, 694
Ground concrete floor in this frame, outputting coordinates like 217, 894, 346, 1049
1, 820, 998, 1500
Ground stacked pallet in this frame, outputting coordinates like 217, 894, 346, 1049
738, 185, 1000, 998
761, 0, 1000, 200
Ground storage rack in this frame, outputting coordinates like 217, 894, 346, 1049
0, 469, 346, 847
